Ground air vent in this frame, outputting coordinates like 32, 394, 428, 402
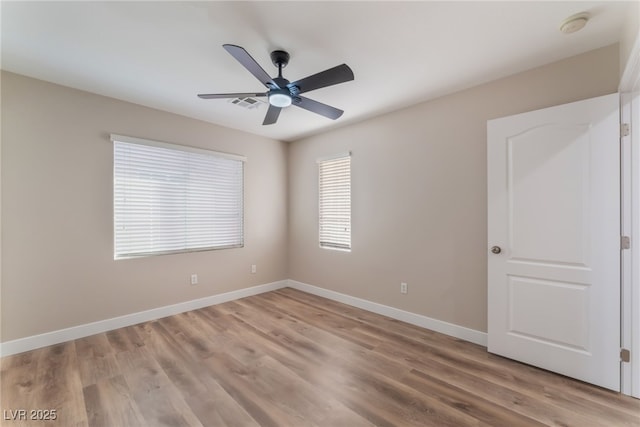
228, 97, 265, 110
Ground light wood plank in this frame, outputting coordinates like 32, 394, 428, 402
1, 342, 88, 427
2, 288, 639, 427
83, 375, 146, 427
75, 334, 120, 387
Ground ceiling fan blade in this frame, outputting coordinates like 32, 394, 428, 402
288, 64, 354, 95
198, 92, 267, 99
293, 96, 344, 120
263, 104, 281, 125
223, 44, 279, 89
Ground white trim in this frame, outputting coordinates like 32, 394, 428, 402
0, 280, 287, 357
631, 90, 639, 399
632, 89, 640, 400
110, 134, 247, 162
621, 89, 640, 399
620, 30, 640, 399
287, 279, 488, 346
0, 279, 489, 357
620, 33, 640, 93
621, 91, 633, 396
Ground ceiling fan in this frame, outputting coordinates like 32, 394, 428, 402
198, 44, 354, 125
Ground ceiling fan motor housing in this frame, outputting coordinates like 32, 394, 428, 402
268, 51, 296, 107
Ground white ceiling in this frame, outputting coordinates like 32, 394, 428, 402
1, 1, 634, 142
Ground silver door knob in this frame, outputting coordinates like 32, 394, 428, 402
491, 246, 502, 254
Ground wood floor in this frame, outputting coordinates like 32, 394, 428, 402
2, 288, 639, 427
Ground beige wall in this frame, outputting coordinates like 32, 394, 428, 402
620, 0, 639, 78
0, 44, 622, 343
1, 71, 288, 341
288, 44, 620, 333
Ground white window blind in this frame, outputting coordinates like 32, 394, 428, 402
112, 135, 244, 259
318, 154, 351, 251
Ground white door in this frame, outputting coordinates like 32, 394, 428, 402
487, 93, 620, 391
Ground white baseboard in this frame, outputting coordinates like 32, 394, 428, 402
1, 279, 487, 357
287, 279, 488, 347
0, 280, 287, 357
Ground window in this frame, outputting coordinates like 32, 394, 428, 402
112, 135, 245, 259
318, 153, 351, 251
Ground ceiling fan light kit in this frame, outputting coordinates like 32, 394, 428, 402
198, 44, 354, 125
269, 90, 292, 108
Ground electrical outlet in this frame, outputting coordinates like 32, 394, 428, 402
251, 264, 257, 274
191, 274, 198, 285
400, 282, 408, 294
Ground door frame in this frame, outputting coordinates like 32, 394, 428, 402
620, 34, 640, 398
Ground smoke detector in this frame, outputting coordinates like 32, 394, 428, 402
560, 12, 590, 34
